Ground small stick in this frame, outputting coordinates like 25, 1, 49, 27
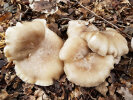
5, 62, 13, 69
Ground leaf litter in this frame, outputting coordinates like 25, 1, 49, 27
0, 0, 133, 99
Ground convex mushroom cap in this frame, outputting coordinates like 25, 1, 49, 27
4, 19, 64, 86
59, 20, 115, 87
85, 27, 129, 57
59, 37, 89, 61
64, 53, 114, 87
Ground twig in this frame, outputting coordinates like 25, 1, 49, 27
58, 18, 72, 21
5, 62, 13, 69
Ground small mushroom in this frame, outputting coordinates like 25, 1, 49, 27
4, 19, 64, 86
131, 38, 133, 49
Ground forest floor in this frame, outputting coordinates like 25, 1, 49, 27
0, 0, 133, 100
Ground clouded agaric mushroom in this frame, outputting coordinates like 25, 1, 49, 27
59, 20, 115, 87
4, 19, 64, 86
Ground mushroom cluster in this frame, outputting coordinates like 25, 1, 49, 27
4, 19, 64, 86
59, 20, 129, 87
4, 19, 129, 87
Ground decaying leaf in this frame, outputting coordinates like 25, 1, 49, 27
29, 0, 59, 14
117, 87, 133, 100
0, 0, 133, 99
22, 83, 34, 95
0, 12, 12, 22
69, 87, 82, 99
34, 88, 50, 100
109, 84, 117, 96
0, 89, 9, 100
95, 81, 108, 96
5, 71, 16, 84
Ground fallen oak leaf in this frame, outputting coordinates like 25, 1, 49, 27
117, 87, 133, 100
0, 12, 12, 22
0, 89, 9, 100
95, 81, 108, 96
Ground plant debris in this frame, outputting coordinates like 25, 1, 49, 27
0, 0, 133, 99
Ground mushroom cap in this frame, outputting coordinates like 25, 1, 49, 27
85, 28, 129, 57
4, 19, 64, 86
67, 20, 99, 38
4, 19, 46, 61
131, 38, 133, 49
59, 37, 89, 61
67, 20, 128, 57
64, 53, 114, 87
67, 20, 89, 37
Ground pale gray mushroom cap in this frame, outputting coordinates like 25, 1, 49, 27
4, 19, 64, 86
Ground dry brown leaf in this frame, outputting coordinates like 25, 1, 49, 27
95, 81, 108, 96
5, 71, 16, 84
129, 85, 133, 94
69, 87, 81, 99
109, 84, 116, 96
0, 89, 9, 100
0, 12, 12, 22
23, 83, 34, 95
0, 0, 5, 6
28, 95, 36, 100
34, 88, 50, 100
98, 97, 105, 100
117, 87, 133, 100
